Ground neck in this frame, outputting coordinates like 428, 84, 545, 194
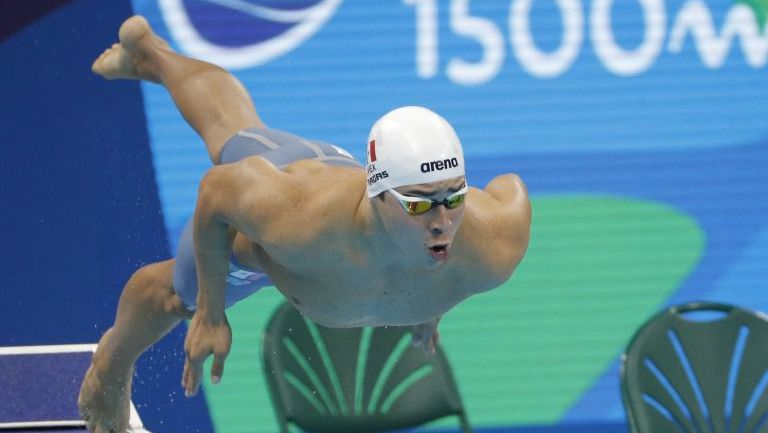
360, 197, 399, 264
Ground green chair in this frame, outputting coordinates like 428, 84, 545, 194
620, 302, 768, 433
261, 301, 473, 433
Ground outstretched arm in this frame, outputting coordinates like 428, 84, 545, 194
463, 174, 531, 291
484, 174, 530, 215
485, 174, 531, 281
183, 158, 290, 396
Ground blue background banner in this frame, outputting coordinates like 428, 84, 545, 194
2, 0, 767, 431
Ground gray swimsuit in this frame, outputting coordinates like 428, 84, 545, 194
172, 127, 362, 310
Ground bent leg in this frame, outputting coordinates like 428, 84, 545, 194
93, 16, 263, 164
78, 259, 190, 433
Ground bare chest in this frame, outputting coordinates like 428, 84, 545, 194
276, 267, 472, 328
235, 235, 476, 327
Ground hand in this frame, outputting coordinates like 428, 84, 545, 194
182, 311, 231, 397
411, 317, 441, 355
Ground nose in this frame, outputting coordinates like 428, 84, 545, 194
428, 204, 451, 235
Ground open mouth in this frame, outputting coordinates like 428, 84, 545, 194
428, 244, 450, 260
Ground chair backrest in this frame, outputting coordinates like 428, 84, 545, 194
621, 302, 768, 433
261, 302, 473, 433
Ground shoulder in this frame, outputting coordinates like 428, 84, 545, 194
280, 159, 368, 212
285, 161, 369, 239
199, 156, 296, 216
222, 158, 367, 241
204, 157, 363, 204
470, 173, 531, 230
458, 174, 531, 290
201, 156, 285, 192
482, 174, 530, 214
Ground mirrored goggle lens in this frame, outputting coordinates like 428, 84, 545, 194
405, 200, 434, 215
445, 193, 466, 209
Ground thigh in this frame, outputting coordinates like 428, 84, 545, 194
219, 127, 362, 169
171, 219, 275, 311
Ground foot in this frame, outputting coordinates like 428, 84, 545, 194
78, 332, 135, 433
78, 362, 133, 433
92, 15, 170, 82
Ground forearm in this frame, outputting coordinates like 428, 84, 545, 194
193, 181, 233, 320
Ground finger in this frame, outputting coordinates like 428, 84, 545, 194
211, 352, 227, 384
182, 357, 189, 390
429, 332, 439, 354
186, 357, 204, 397
192, 357, 205, 394
183, 356, 197, 396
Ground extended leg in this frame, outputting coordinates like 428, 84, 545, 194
92, 15, 263, 164
78, 259, 191, 433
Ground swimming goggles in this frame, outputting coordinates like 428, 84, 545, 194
387, 184, 469, 216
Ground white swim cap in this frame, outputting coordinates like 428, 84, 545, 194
366, 106, 465, 197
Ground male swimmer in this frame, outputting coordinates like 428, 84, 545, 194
78, 15, 531, 433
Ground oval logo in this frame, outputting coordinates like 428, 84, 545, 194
158, 0, 343, 69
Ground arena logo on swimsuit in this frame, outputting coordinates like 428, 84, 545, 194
158, 0, 343, 69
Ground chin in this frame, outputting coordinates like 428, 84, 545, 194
423, 249, 449, 270
425, 260, 446, 270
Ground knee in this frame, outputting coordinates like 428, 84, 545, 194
164, 295, 194, 320
124, 261, 191, 319
127, 262, 171, 293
